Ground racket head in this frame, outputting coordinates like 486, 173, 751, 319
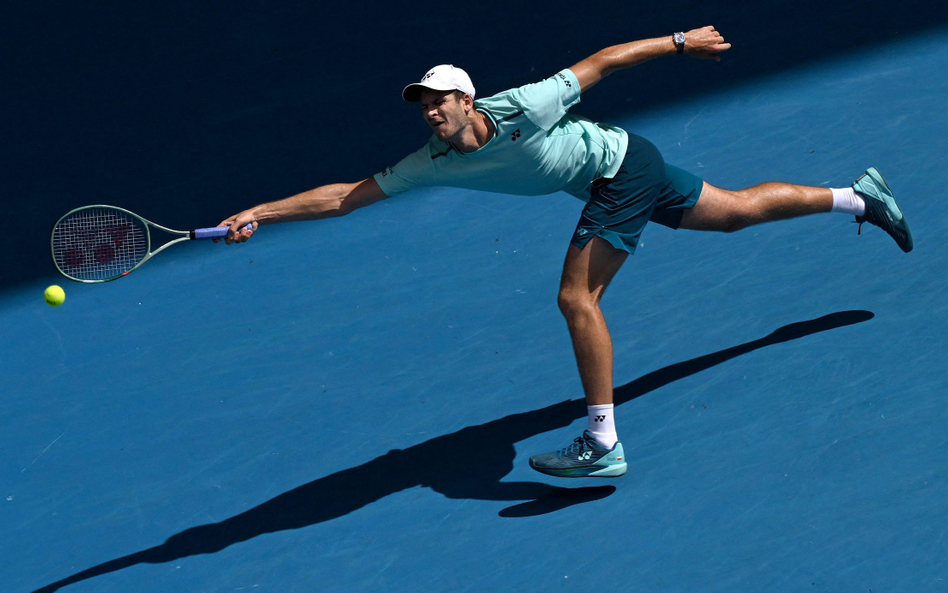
51, 205, 151, 283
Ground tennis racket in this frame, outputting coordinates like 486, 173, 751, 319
50, 205, 252, 283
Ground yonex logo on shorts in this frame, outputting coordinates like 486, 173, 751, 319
511, 129, 521, 141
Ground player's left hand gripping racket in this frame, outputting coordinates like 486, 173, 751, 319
51, 205, 251, 283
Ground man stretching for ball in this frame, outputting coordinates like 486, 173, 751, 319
218, 27, 912, 478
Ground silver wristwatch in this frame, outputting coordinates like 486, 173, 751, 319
673, 32, 686, 53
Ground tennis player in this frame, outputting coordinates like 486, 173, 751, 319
219, 27, 912, 478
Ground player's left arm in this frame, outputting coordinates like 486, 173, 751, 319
568, 26, 731, 93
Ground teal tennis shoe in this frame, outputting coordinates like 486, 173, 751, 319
529, 431, 627, 478
853, 167, 914, 252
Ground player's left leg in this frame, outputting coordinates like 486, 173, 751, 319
679, 181, 833, 232
680, 168, 913, 252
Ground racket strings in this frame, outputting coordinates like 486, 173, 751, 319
52, 207, 148, 281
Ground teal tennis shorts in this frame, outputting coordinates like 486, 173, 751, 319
571, 134, 704, 254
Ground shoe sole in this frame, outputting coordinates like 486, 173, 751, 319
529, 460, 628, 478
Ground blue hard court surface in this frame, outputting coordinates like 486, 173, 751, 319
2, 4, 948, 592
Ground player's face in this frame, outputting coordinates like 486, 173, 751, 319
419, 89, 469, 142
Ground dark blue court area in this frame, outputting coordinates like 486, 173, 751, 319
3, 2, 947, 591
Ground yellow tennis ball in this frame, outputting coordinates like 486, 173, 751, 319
44, 285, 66, 307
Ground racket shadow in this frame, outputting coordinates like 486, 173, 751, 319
31, 310, 873, 593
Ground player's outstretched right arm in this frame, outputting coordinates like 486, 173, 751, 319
217, 177, 388, 244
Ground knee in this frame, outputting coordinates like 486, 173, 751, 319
717, 190, 761, 233
557, 287, 598, 321
718, 216, 751, 233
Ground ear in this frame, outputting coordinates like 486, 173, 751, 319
461, 93, 474, 113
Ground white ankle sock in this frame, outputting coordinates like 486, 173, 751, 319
587, 404, 617, 449
831, 187, 865, 216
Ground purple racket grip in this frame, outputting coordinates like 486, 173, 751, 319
192, 224, 254, 240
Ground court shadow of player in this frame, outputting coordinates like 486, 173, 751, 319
32, 310, 872, 593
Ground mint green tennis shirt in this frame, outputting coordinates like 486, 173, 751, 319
373, 69, 629, 201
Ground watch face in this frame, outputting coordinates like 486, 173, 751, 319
674, 32, 685, 45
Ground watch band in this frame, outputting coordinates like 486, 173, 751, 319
673, 32, 686, 53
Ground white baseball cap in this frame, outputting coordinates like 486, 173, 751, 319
402, 64, 476, 102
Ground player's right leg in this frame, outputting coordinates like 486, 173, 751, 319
527, 131, 674, 479
528, 237, 629, 479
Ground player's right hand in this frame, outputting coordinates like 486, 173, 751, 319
216, 210, 259, 244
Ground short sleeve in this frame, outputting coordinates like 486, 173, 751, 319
512, 69, 582, 131
373, 146, 435, 196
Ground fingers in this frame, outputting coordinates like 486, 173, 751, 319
227, 222, 254, 245
685, 28, 731, 61
214, 212, 258, 244
683, 26, 729, 61
694, 25, 726, 43
706, 33, 726, 46
222, 229, 252, 245
705, 43, 731, 57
